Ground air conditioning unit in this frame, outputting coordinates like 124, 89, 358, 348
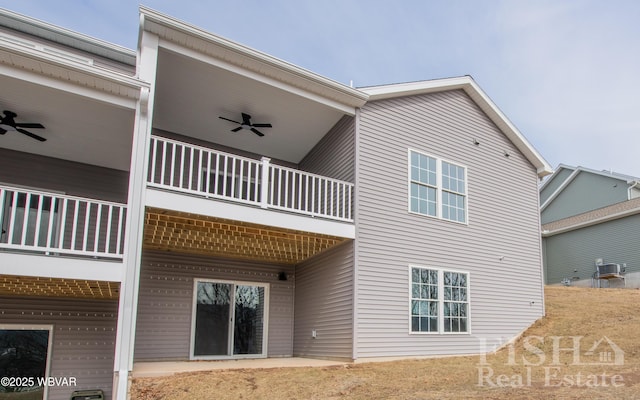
597, 263, 621, 278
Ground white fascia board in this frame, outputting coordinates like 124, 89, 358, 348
0, 39, 148, 102
538, 164, 575, 192
540, 168, 581, 211
145, 188, 356, 239
138, 6, 367, 109
0, 253, 123, 282
361, 76, 553, 178
360, 76, 471, 100
542, 206, 640, 237
0, 7, 135, 65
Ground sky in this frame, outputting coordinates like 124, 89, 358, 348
1, 0, 639, 178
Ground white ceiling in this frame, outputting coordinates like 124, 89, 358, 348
0, 73, 135, 171
0, 46, 350, 174
152, 48, 347, 164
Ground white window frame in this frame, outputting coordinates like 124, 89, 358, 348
407, 149, 469, 224
408, 266, 471, 335
0, 324, 54, 399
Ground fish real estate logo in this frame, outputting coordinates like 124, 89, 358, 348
477, 335, 625, 388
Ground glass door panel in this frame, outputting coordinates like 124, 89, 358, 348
192, 280, 268, 358
193, 282, 232, 356
233, 285, 265, 355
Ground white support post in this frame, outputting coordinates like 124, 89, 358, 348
113, 29, 156, 400
260, 157, 271, 209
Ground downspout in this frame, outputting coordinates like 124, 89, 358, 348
352, 107, 361, 362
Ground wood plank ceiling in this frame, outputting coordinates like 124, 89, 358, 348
0, 275, 119, 299
144, 207, 347, 265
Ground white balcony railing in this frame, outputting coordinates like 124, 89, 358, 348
0, 185, 127, 259
148, 136, 353, 222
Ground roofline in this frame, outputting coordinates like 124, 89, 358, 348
542, 204, 640, 237
0, 8, 136, 66
540, 165, 639, 211
138, 6, 368, 109
0, 37, 148, 95
360, 76, 553, 178
538, 164, 575, 191
571, 165, 640, 182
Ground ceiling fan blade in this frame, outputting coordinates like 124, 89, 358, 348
241, 113, 252, 125
16, 128, 46, 142
15, 122, 45, 129
250, 128, 265, 137
219, 116, 241, 124
252, 123, 272, 128
231, 127, 243, 132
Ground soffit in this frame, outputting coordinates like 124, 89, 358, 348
142, 7, 366, 164
0, 71, 136, 171
0, 38, 143, 101
143, 207, 348, 265
140, 7, 367, 109
152, 48, 350, 164
0, 274, 120, 299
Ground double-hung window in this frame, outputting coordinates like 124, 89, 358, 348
409, 150, 467, 223
410, 266, 470, 333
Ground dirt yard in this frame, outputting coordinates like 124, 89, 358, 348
130, 286, 640, 399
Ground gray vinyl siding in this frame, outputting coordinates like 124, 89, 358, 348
299, 116, 355, 183
293, 240, 354, 360
539, 167, 573, 204
354, 89, 545, 358
134, 251, 294, 361
543, 214, 640, 284
0, 148, 129, 203
0, 296, 118, 400
541, 172, 629, 224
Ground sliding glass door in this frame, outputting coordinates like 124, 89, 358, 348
192, 280, 268, 359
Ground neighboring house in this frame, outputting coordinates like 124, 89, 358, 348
0, 7, 552, 400
540, 164, 640, 287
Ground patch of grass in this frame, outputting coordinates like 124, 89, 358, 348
130, 287, 640, 399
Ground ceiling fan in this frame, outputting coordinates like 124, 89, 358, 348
218, 112, 272, 137
0, 110, 46, 142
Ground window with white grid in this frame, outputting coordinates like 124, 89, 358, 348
410, 266, 470, 334
409, 150, 467, 223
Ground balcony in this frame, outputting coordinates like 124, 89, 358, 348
147, 136, 354, 225
0, 185, 127, 260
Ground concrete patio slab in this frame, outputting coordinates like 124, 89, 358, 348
133, 358, 348, 378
